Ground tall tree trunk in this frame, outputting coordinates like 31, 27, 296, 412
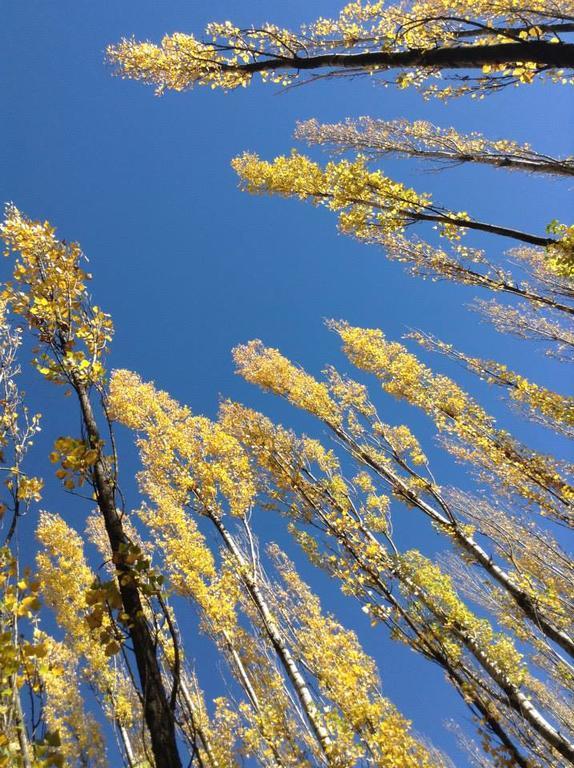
13, 688, 33, 768
414, 211, 556, 246
419, 152, 574, 177
208, 513, 333, 763
73, 379, 182, 768
178, 676, 220, 768
235, 41, 574, 75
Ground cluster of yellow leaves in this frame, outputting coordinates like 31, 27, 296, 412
107, 32, 252, 94
36, 633, 107, 768
110, 369, 256, 519
109, 370, 257, 639
330, 321, 574, 518
546, 220, 574, 279
232, 339, 341, 425
401, 551, 526, 686
232, 151, 469, 244
230, 343, 431, 505
49, 436, 99, 489
0, 205, 113, 384
411, 331, 574, 438
36, 514, 139, 723
139, 497, 239, 637
482, 59, 540, 83
0, 548, 62, 768
0, 548, 42, 678
17, 475, 43, 502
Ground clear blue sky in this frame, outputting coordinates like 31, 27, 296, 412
1, 2, 572, 765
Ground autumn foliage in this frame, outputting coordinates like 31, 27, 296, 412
1, 3, 573, 768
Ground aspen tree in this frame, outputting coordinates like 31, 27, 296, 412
0, 300, 43, 547
108, 370, 335, 762
87, 508, 245, 768
436, 492, 574, 700
107, 1, 574, 99
232, 151, 558, 249
268, 545, 446, 768
109, 369, 448, 768
220, 401, 573, 766
0, 305, 47, 768
0, 548, 56, 768
90, 494, 312, 768
232, 152, 574, 284
85, 512, 241, 768
296, 118, 574, 178
0, 206, 183, 768
134, 498, 317, 768
223, 413, 532, 766
229, 347, 574, 655
35, 633, 107, 768
244, 540, 446, 768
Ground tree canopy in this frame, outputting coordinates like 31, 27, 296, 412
1, 2, 572, 768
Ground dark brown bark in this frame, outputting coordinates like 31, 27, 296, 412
73, 379, 182, 768
232, 41, 574, 75
413, 210, 556, 246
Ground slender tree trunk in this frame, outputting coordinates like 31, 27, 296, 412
234, 41, 574, 75
427, 152, 574, 177
13, 688, 33, 768
208, 514, 333, 763
178, 677, 220, 768
220, 630, 286, 768
222, 629, 260, 710
117, 720, 136, 768
414, 210, 555, 246
73, 379, 182, 768
489, 281, 574, 316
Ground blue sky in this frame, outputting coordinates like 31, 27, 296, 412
1, 2, 572, 765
